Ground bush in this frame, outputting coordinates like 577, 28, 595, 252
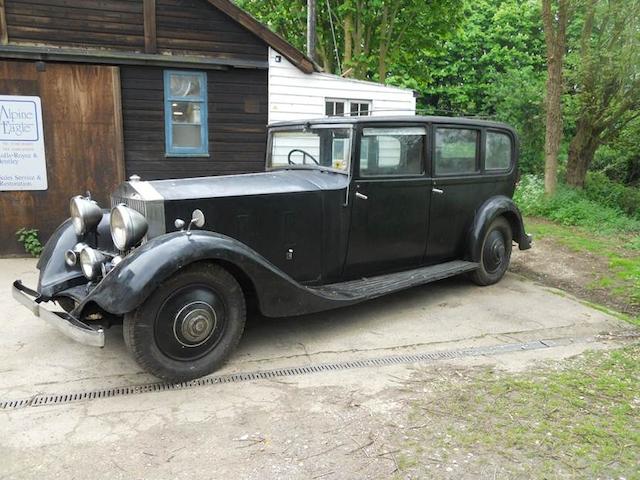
583, 172, 640, 220
514, 175, 640, 233
16, 228, 43, 257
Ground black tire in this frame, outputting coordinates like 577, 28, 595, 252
469, 216, 513, 286
123, 262, 246, 382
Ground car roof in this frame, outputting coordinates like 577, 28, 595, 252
269, 115, 515, 132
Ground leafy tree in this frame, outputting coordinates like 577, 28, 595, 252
591, 117, 640, 185
564, 0, 640, 187
397, 0, 546, 172
234, 0, 463, 82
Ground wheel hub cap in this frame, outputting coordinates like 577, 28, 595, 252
484, 231, 506, 273
173, 301, 217, 347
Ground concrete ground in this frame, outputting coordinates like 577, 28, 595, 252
0, 257, 634, 479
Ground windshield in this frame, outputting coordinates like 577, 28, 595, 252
268, 128, 352, 173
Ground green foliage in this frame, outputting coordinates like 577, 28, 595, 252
591, 117, 640, 185
234, 0, 464, 81
514, 175, 640, 233
583, 172, 640, 220
16, 228, 43, 257
393, 0, 547, 174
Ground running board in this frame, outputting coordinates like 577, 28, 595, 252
309, 260, 479, 301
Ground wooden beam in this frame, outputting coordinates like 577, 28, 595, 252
111, 66, 125, 182
0, 45, 266, 70
0, 0, 8, 45
206, 0, 318, 73
143, 0, 156, 54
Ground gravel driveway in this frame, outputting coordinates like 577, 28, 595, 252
0, 258, 634, 479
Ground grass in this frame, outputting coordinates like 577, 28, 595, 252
398, 345, 640, 478
525, 217, 640, 315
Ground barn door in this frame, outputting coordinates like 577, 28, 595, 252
0, 62, 124, 255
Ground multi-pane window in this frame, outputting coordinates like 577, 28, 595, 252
325, 100, 345, 117
325, 99, 371, 117
350, 101, 370, 117
485, 131, 512, 170
434, 128, 479, 175
164, 71, 208, 155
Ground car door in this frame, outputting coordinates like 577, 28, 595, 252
344, 124, 431, 278
426, 124, 517, 263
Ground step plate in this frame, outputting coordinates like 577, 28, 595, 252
312, 260, 479, 301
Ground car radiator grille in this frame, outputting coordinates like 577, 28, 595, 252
111, 196, 147, 218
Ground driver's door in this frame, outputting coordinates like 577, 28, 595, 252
343, 125, 431, 278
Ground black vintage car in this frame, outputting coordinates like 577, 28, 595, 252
13, 116, 531, 381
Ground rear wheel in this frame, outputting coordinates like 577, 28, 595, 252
124, 263, 246, 382
470, 216, 512, 286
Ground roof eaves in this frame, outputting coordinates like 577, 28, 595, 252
205, 0, 321, 74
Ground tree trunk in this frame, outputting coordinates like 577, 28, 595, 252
343, 13, 353, 70
378, 45, 388, 83
541, 0, 569, 196
544, 55, 563, 195
566, 121, 599, 187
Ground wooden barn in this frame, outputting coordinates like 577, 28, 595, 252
0, 0, 317, 255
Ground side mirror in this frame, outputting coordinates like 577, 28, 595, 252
174, 209, 205, 235
191, 209, 205, 228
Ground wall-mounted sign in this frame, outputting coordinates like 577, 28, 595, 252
0, 95, 47, 191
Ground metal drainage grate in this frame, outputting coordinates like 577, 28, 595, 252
1, 339, 566, 411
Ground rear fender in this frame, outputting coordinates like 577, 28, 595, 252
467, 196, 531, 263
76, 231, 345, 318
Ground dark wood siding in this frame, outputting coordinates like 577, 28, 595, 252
121, 66, 268, 180
156, 0, 267, 61
5, 0, 146, 51
4, 0, 268, 62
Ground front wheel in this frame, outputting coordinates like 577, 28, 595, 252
123, 262, 246, 382
469, 216, 512, 286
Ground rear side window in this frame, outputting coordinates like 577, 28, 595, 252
485, 131, 512, 170
435, 128, 479, 175
359, 127, 425, 177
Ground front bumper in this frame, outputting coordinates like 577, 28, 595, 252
12, 280, 105, 347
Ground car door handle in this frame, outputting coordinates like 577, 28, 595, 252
432, 188, 444, 195
355, 192, 368, 200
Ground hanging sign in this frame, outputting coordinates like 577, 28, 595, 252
0, 95, 47, 191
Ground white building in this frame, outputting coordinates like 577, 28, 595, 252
268, 48, 416, 124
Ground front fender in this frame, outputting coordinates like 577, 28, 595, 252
37, 212, 114, 298
76, 231, 346, 318
467, 196, 531, 263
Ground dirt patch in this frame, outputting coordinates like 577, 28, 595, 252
510, 235, 639, 317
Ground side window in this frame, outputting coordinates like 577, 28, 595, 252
485, 131, 512, 170
164, 71, 208, 155
359, 127, 425, 177
326, 100, 345, 117
350, 101, 371, 117
434, 128, 479, 175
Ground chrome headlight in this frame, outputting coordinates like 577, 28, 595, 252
70, 196, 102, 236
79, 247, 107, 280
110, 205, 148, 250
64, 242, 89, 267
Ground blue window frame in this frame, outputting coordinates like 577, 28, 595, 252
164, 70, 208, 156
